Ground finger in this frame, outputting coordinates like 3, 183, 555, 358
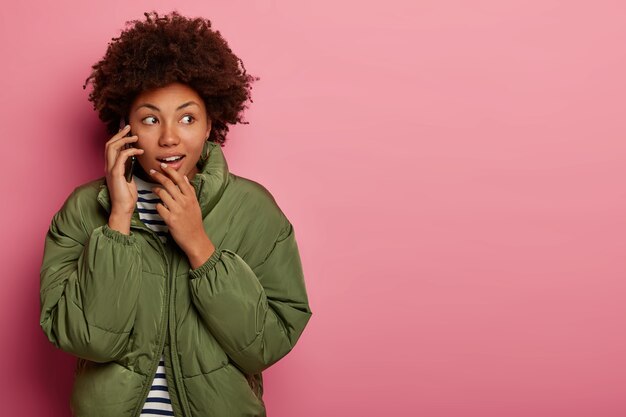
110, 147, 143, 178
106, 135, 138, 155
183, 174, 194, 192
158, 163, 194, 196
106, 135, 139, 171
152, 186, 177, 211
110, 147, 144, 177
105, 125, 132, 146
105, 124, 136, 166
149, 168, 183, 200
179, 173, 195, 195
155, 202, 170, 221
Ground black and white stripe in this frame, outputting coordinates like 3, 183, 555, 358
135, 175, 174, 416
136, 176, 168, 244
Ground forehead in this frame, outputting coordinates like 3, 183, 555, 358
131, 82, 205, 111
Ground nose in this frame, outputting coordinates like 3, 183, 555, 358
158, 122, 180, 147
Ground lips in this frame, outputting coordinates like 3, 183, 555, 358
158, 155, 184, 163
157, 155, 185, 170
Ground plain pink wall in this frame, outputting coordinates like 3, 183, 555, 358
1, 0, 626, 416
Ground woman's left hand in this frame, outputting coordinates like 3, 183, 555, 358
150, 164, 215, 269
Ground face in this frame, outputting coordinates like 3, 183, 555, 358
128, 82, 211, 180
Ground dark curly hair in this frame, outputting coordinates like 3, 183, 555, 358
84, 11, 257, 145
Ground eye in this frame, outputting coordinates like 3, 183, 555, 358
142, 116, 158, 125
180, 115, 195, 124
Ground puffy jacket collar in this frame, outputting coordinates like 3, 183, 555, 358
191, 141, 230, 217
97, 141, 230, 218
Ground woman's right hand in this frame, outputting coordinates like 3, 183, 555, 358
105, 125, 144, 234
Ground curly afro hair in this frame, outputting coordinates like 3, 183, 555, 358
84, 11, 257, 145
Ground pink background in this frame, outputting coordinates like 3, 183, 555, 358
1, 0, 626, 416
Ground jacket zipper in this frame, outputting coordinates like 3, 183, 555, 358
131, 221, 172, 417
167, 255, 192, 417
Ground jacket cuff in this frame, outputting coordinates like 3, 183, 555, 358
189, 247, 223, 278
101, 224, 136, 245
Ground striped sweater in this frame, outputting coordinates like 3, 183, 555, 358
134, 175, 175, 417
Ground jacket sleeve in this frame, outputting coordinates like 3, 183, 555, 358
189, 221, 312, 375
40, 193, 142, 363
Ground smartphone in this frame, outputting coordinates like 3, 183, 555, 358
119, 118, 136, 182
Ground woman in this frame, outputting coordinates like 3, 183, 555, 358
40, 11, 312, 417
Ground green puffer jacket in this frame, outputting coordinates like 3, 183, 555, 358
40, 141, 312, 417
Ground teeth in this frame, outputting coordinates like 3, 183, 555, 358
162, 156, 182, 162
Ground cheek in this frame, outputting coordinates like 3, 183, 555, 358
183, 135, 207, 154
190, 141, 206, 160
134, 141, 156, 168
134, 154, 153, 172
135, 138, 154, 154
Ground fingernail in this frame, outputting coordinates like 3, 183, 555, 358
149, 169, 156, 174
160, 163, 167, 169
124, 125, 130, 130
184, 175, 189, 183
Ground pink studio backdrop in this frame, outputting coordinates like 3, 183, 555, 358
1, 0, 625, 416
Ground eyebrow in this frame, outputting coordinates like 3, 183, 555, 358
135, 101, 200, 112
